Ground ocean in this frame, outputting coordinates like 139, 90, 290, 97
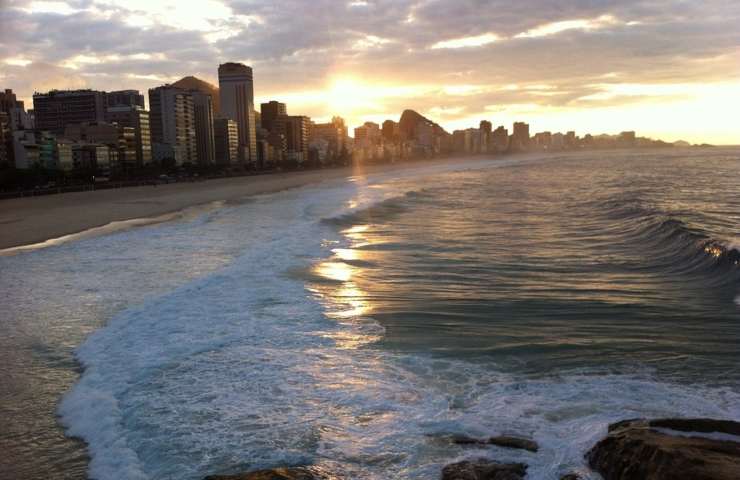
1, 149, 739, 479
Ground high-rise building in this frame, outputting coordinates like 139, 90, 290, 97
33, 90, 106, 134
0, 112, 10, 167
479, 120, 492, 153
105, 105, 152, 167
260, 101, 287, 133
191, 91, 216, 165
106, 90, 145, 109
510, 122, 530, 151
491, 126, 509, 152
213, 118, 238, 166
148, 85, 197, 165
382, 120, 400, 143
311, 117, 347, 159
284, 115, 310, 164
218, 62, 257, 164
354, 122, 381, 148
1, 89, 33, 131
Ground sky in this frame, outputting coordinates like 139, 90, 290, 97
1, 0, 739, 144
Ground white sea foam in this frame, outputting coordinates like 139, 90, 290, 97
57, 157, 740, 480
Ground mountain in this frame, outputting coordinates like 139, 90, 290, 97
398, 109, 450, 140
172, 76, 220, 115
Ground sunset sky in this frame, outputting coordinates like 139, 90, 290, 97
1, 0, 739, 143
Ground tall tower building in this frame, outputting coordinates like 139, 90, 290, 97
218, 62, 257, 165
148, 85, 197, 166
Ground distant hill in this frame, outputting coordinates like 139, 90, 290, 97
172, 76, 220, 115
398, 109, 450, 140
673, 140, 691, 147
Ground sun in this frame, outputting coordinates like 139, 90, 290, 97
327, 77, 381, 114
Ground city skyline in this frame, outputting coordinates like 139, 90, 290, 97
2, 1, 740, 144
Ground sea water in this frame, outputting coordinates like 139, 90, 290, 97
1, 149, 739, 479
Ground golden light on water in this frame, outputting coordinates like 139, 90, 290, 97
309, 223, 381, 349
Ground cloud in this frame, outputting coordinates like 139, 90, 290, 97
0, 0, 739, 142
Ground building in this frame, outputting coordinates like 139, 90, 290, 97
0, 112, 10, 168
480, 120, 492, 153
148, 85, 197, 166
533, 131, 552, 150
71, 143, 112, 173
284, 115, 310, 165
510, 122, 530, 151
213, 118, 238, 166
106, 90, 145, 109
260, 101, 287, 133
354, 122, 381, 148
618, 131, 637, 148
310, 116, 347, 161
191, 91, 216, 165
218, 62, 257, 164
105, 105, 152, 167
64, 121, 136, 171
382, 120, 400, 143
491, 126, 509, 152
12, 130, 40, 169
33, 90, 106, 134
1, 89, 32, 131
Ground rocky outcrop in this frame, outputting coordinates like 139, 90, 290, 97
441, 459, 527, 480
203, 466, 336, 480
586, 418, 740, 480
451, 435, 538, 452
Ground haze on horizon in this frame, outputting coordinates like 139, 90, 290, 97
1, 0, 739, 144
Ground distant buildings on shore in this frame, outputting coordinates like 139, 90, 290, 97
0, 66, 695, 189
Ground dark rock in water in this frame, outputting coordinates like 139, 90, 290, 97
559, 474, 583, 480
441, 459, 527, 480
203, 466, 336, 480
451, 434, 538, 452
487, 436, 538, 453
451, 434, 488, 445
587, 418, 740, 480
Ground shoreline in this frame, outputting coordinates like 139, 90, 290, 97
0, 158, 461, 251
1, 147, 714, 251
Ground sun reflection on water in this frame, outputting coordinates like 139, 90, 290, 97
310, 224, 382, 349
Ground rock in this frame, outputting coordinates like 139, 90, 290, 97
441, 459, 527, 480
451, 434, 538, 452
203, 466, 336, 480
487, 436, 538, 453
559, 474, 582, 480
451, 434, 487, 445
586, 418, 740, 480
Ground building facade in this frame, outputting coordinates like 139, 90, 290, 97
148, 85, 197, 166
213, 118, 239, 166
191, 91, 216, 166
105, 105, 152, 167
218, 62, 257, 165
32, 90, 106, 135
260, 101, 287, 133
106, 90, 145, 109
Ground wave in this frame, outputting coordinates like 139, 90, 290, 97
321, 189, 434, 228
591, 195, 740, 287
